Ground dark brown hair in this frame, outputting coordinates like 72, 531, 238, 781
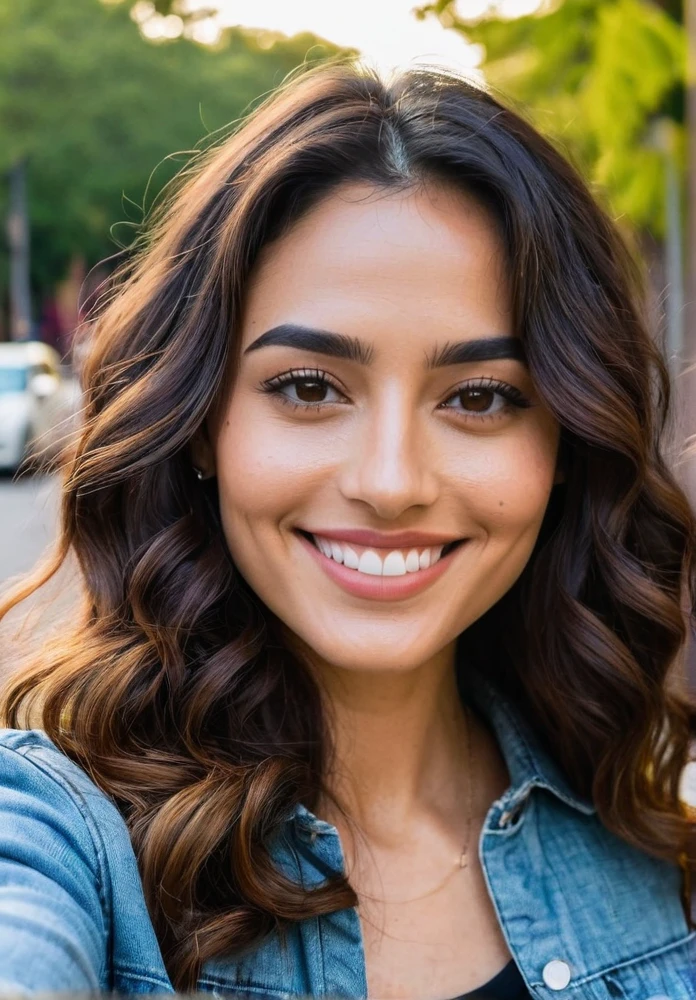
2, 60, 695, 990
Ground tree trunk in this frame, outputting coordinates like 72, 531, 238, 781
6, 159, 32, 342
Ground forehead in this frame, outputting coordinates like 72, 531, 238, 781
240, 180, 511, 348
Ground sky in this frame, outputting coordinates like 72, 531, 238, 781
133, 0, 544, 78
197, 0, 483, 75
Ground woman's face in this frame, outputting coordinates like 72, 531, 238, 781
205, 180, 561, 674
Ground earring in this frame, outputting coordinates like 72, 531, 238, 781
193, 466, 204, 480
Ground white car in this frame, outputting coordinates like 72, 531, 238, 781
0, 341, 80, 473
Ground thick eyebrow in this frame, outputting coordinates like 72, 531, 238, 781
242, 323, 526, 369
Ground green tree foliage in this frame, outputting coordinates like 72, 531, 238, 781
416, 0, 685, 236
0, 0, 351, 298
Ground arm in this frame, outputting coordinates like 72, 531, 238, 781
0, 741, 108, 993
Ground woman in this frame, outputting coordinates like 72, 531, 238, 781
0, 61, 694, 1000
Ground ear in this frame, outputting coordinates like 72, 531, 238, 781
189, 420, 216, 479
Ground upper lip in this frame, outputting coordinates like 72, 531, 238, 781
297, 528, 465, 548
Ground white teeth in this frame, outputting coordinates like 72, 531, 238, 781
382, 551, 407, 576
343, 546, 360, 570
405, 549, 421, 573
310, 534, 447, 576
358, 550, 383, 576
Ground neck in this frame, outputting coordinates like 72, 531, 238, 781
308, 640, 475, 846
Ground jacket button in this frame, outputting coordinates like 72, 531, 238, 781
542, 960, 571, 990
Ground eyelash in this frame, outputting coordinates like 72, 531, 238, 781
257, 367, 533, 421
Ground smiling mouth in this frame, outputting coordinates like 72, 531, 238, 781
295, 528, 468, 577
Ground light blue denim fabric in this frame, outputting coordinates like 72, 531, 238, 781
0, 667, 693, 998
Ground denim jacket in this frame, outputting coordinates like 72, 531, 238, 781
0, 668, 693, 999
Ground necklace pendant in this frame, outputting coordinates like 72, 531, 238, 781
458, 851, 467, 869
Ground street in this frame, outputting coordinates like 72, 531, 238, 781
0, 471, 80, 678
0, 471, 61, 582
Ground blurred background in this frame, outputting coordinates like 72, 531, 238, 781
1, 0, 696, 706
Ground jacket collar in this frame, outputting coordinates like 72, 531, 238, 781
458, 664, 595, 816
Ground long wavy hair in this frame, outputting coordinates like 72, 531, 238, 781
2, 60, 695, 990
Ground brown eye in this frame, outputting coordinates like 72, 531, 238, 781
458, 387, 496, 412
260, 370, 346, 409
295, 380, 328, 403
440, 379, 530, 420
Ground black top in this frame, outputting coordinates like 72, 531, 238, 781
447, 959, 530, 999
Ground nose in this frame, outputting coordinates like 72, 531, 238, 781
336, 387, 439, 519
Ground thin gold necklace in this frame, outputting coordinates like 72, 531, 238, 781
354, 702, 475, 906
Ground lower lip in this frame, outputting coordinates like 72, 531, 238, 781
294, 531, 467, 602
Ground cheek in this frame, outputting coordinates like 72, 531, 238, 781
213, 395, 326, 531
455, 424, 559, 536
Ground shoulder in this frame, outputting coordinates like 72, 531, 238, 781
0, 728, 173, 992
1, 727, 115, 806
0, 727, 134, 888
